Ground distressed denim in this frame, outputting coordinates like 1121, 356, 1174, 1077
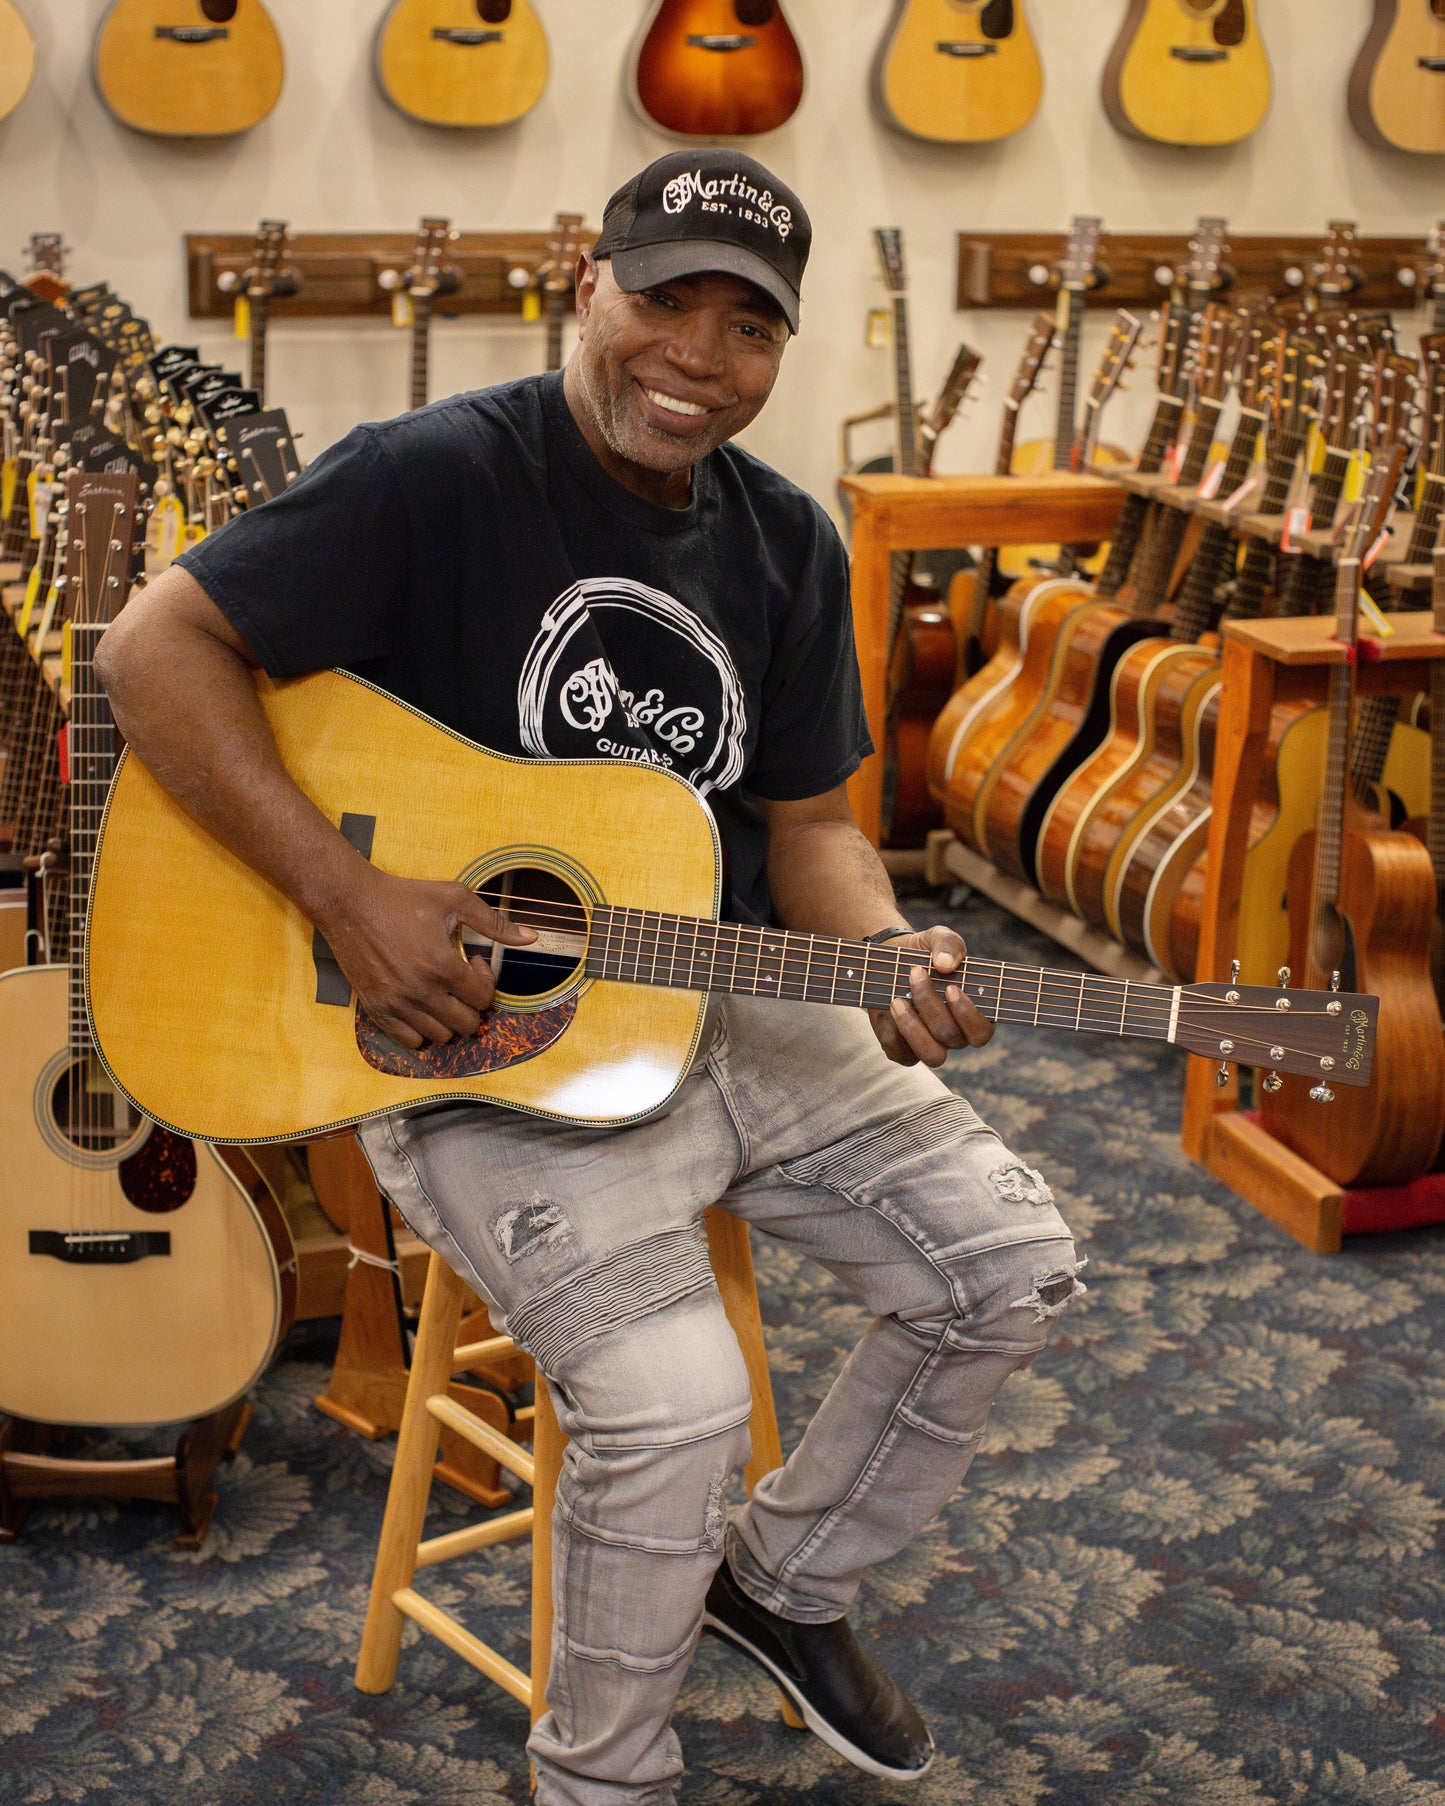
360, 993, 1080, 1806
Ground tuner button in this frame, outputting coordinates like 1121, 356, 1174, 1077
1309, 1084, 1335, 1104
1276, 967, 1291, 987
1215, 1062, 1231, 1088
1329, 969, 1341, 993
1230, 960, 1241, 983
1269, 1045, 1285, 1063
1027, 263, 1051, 287
1261, 1071, 1284, 1094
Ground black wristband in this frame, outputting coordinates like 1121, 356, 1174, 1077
862, 925, 914, 945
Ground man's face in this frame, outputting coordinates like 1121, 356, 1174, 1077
565, 255, 789, 505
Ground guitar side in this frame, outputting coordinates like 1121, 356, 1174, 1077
873, 0, 1043, 144
375, 0, 550, 128
0, 0, 36, 122
1102, 0, 1271, 146
631, 0, 805, 138
94, 0, 284, 136
1348, 0, 1445, 154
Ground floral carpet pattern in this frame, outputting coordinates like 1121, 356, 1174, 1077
4, 892, 1444, 1805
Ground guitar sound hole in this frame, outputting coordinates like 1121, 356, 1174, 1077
49, 1057, 147, 1154
1213, 0, 1246, 45
733, 0, 776, 24
475, 0, 512, 22
477, 866, 587, 1004
979, 0, 1013, 40
200, 0, 238, 21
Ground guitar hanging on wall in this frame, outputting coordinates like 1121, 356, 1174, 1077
381, 217, 460, 412
631, 0, 805, 138
0, 0, 35, 123
1101, 0, 1271, 146
872, 0, 1043, 144
93, 0, 285, 137
1348, 0, 1445, 156
218, 220, 297, 407
375, 0, 550, 128
536, 211, 587, 375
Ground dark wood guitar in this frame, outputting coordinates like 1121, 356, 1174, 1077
93, 0, 285, 136
1259, 447, 1445, 1187
631, 0, 804, 137
1348, 0, 1445, 155
872, 0, 1043, 143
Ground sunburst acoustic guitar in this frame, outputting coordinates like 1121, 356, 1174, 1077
1348, 0, 1445, 155
0, 0, 35, 122
93, 0, 284, 137
0, 472, 294, 1430
631, 0, 804, 137
872, 0, 1042, 143
375, 0, 550, 128
1102, 0, 1271, 146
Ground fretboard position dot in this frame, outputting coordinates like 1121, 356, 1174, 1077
846, 969, 855, 979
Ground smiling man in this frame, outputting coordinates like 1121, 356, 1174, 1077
97, 152, 1081, 1806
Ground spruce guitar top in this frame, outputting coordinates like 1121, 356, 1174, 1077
873, 0, 1043, 144
0, 0, 35, 123
85, 670, 1378, 1145
93, 0, 285, 137
375, 0, 550, 129
1349, 0, 1445, 155
1102, 0, 1272, 146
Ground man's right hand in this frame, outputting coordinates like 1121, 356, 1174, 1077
317, 867, 536, 1051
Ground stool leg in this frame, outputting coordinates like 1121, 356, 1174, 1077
528, 1379, 564, 1728
355, 1254, 469, 1694
705, 1208, 783, 1490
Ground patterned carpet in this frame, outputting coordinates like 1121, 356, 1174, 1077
4, 891, 1444, 1806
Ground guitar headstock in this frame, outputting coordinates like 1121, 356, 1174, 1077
922, 342, 982, 447
1155, 301, 1192, 402
1058, 215, 1102, 295
64, 469, 142, 629
1193, 302, 1239, 406
1274, 334, 1323, 439
1420, 339, 1445, 481
542, 211, 588, 297
1372, 350, 1419, 451
246, 220, 293, 300
1008, 312, 1055, 411
1333, 442, 1405, 643
1426, 221, 1445, 305
1318, 345, 1371, 452
1235, 317, 1276, 415
1316, 220, 1360, 303
405, 217, 458, 301
1182, 215, 1227, 306
874, 228, 906, 297
1088, 310, 1142, 412
1176, 982, 1377, 1087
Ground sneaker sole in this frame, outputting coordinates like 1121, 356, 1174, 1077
701, 1612, 935, 1782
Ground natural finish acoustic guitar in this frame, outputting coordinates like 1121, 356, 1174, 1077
1348, 0, 1445, 155
93, 0, 284, 137
85, 669, 1375, 1144
375, 0, 550, 129
0, 473, 293, 1429
872, 0, 1042, 144
631, 0, 804, 138
1102, 0, 1271, 146
0, 0, 35, 122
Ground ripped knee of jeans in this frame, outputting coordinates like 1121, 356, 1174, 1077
1010, 1253, 1088, 1324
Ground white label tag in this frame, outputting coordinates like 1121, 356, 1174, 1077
1280, 505, 1312, 554
1362, 528, 1391, 572
1221, 475, 1260, 514
1197, 460, 1226, 501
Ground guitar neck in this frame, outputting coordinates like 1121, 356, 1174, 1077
249, 296, 269, 405
1173, 405, 1268, 637
1311, 657, 1354, 964
544, 294, 566, 375
1094, 391, 1186, 599
68, 621, 115, 1053
410, 295, 432, 412
584, 908, 1180, 1046
1232, 422, 1310, 619
1430, 547, 1445, 889
1052, 291, 1082, 469
892, 294, 918, 477
1405, 470, 1445, 566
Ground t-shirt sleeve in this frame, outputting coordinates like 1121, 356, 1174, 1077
176, 424, 409, 678
746, 501, 873, 801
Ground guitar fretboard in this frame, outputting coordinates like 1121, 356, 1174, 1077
68, 622, 116, 1056
410, 294, 432, 412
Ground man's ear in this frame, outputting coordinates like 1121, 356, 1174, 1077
573, 251, 601, 336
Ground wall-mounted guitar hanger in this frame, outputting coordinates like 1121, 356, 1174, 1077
957, 228, 1442, 312
185, 228, 594, 322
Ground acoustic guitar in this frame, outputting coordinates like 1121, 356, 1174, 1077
536, 211, 587, 376
222, 220, 296, 408
0, 0, 35, 123
872, 0, 1042, 144
631, 0, 804, 138
0, 472, 294, 1429
93, 0, 284, 137
84, 669, 1377, 1144
1259, 447, 1445, 1189
1102, 0, 1271, 146
1348, 0, 1445, 155
387, 217, 460, 412
375, 0, 550, 129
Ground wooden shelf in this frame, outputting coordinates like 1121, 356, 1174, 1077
956, 228, 1439, 311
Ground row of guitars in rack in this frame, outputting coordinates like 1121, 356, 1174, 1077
918, 224, 1445, 1192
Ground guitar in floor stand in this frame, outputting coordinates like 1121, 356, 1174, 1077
1348, 0, 1445, 155
0, 471, 294, 1430
872, 0, 1043, 143
375, 0, 550, 128
217, 220, 297, 407
1259, 447, 1445, 1188
85, 672, 1378, 1144
93, 0, 285, 137
1405, 521, 1445, 1023
1102, 0, 1271, 145
631, 0, 805, 137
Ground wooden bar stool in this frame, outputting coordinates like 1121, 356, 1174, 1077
355, 1206, 789, 1731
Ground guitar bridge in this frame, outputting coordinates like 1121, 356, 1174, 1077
431, 28, 504, 44
1170, 45, 1228, 61
686, 34, 756, 50
1419, 57, 1445, 70
935, 41, 997, 56
30, 1230, 172, 1265
154, 26, 230, 41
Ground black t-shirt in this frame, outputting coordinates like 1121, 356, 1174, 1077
179, 372, 870, 923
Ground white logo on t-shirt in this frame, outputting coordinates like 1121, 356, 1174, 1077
517, 577, 746, 797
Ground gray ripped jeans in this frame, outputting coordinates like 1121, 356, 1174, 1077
360, 992, 1080, 1806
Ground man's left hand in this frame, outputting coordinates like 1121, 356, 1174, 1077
869, 926, 995, 1069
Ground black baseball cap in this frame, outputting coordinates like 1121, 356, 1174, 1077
591, 150, 810, 334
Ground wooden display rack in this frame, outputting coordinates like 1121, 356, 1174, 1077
1182, 613, 1445, 1254
839, 471, 1125, 846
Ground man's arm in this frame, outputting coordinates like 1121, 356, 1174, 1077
96, 566, 532, 1050
760, 787, 993, 1068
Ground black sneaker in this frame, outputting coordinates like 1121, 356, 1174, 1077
702, 1561, 934, 1781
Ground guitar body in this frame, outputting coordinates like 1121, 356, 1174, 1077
0, 963, 291, 1426
883, 589, 956, 847
376, 0, 550, 128
94, 0, 284, 136
1348, 0, 1445, 154
632, 0, 804, 137
1258, 826, 1445, 1188
1102, 0, 1271, 146
0, 0, 36, 122
873, 0, 1042, 143
972, 602, 1159, 884
88, 671, 723, 1143
1168, 704, 1327, 985
1043, 642, 1216, 919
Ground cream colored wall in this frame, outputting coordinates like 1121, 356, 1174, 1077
2, 1, 1441, 512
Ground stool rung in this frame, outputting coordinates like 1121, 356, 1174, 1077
392, 1586, 532, 1707
453, 1333, 518, 1366
417, 1505, 534, 1569
426, 1393, 536, 1485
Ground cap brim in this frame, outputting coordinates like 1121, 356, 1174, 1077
608, 241, 799, 334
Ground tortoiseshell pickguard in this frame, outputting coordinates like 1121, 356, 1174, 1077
120, 1127, 199, 1213
355, 999, 577, 1079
